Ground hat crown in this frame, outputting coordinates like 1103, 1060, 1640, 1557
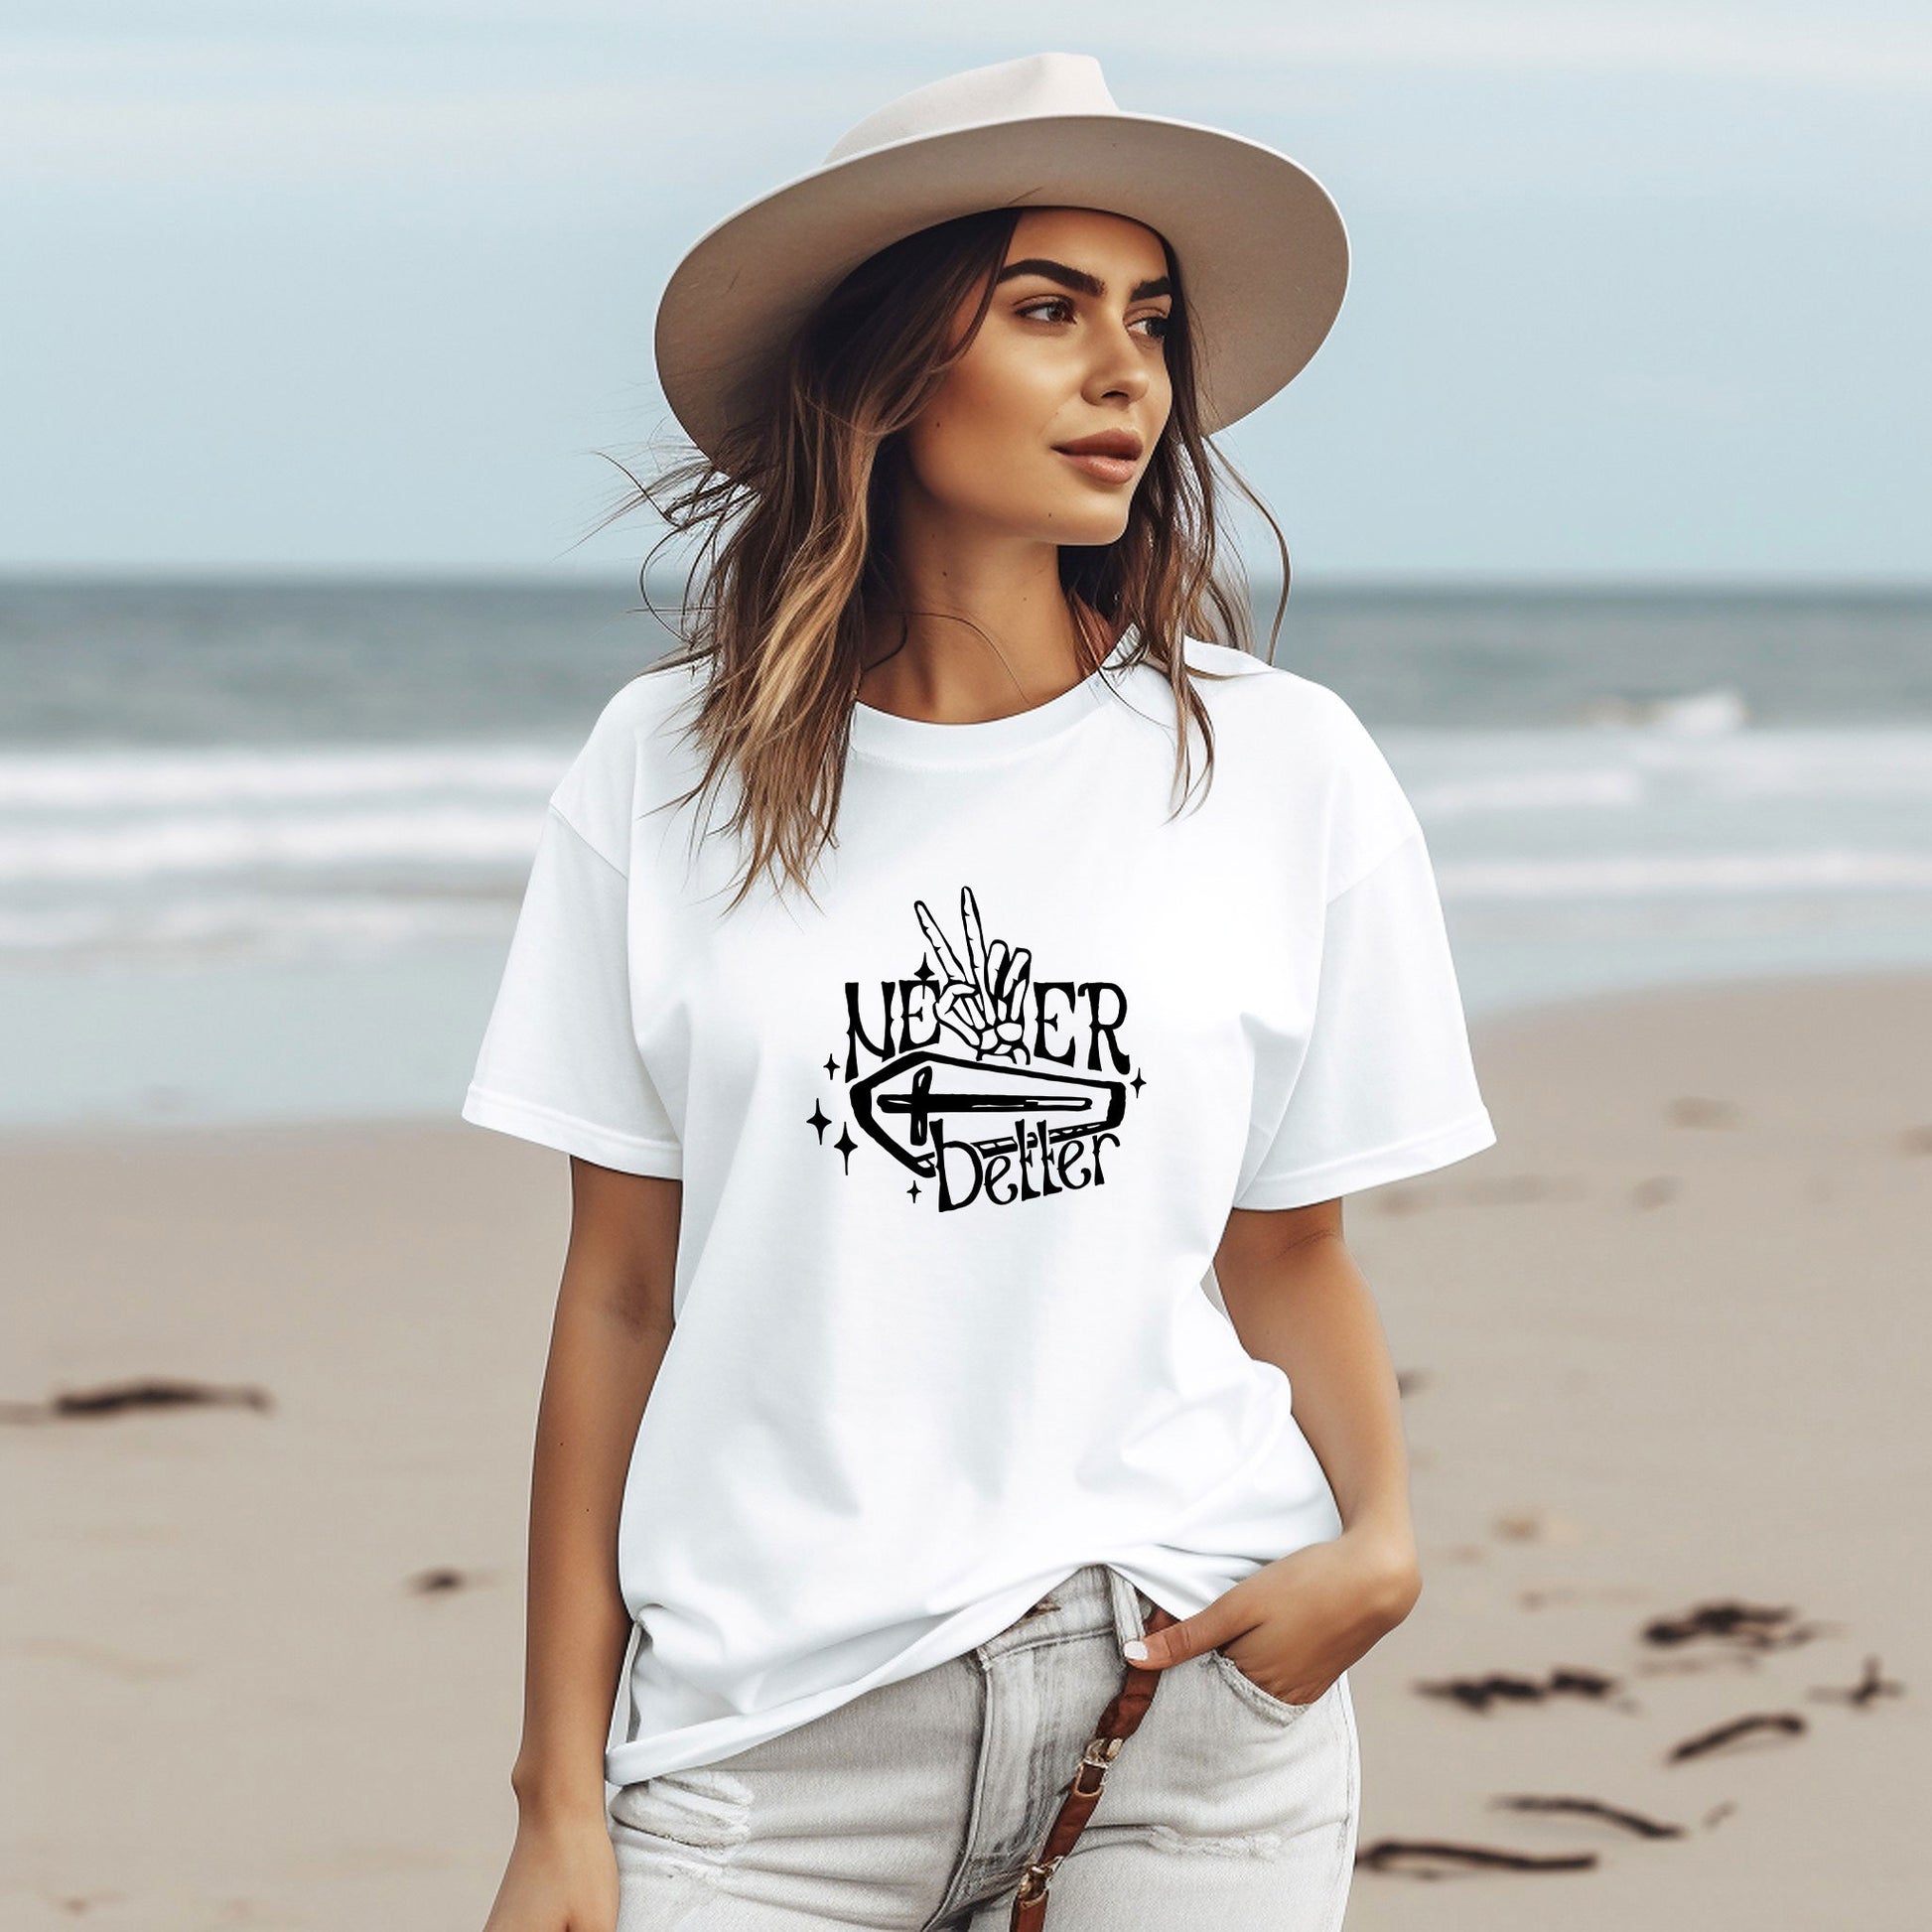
822, 52, 1120, 166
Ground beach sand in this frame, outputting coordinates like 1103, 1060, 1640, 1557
3, 970, 1927, 1929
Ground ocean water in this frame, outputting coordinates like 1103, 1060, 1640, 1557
3, 576, 1929, 1131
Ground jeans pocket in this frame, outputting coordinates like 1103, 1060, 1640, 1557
1207, 1647, 1321, 1725
609, 1765, 754, 1857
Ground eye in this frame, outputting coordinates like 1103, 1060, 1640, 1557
1016, 296, 1173, 342
1016, 295, 1076, 325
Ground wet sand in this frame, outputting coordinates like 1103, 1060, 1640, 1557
3, 970, 1927, 1929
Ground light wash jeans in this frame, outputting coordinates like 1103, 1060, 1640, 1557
610, 1561, 1360, 1930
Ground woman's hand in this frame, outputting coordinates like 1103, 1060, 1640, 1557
480, 1805, 621, 1932
1122, 1529, 1422, 1706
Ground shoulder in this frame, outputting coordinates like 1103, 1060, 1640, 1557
1173, 635, 1422, 897
548, 651, 708, 870
1175, 635, 1377, 759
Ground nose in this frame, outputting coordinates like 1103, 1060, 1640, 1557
1086, 320, 1154, 403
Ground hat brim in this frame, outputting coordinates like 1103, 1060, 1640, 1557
653, 110, 1349, 467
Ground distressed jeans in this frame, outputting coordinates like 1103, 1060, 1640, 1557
610, 1560, 1360, 1930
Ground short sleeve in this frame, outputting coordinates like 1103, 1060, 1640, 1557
460, 802, 683, 1177
1233, 827, 1495, 1210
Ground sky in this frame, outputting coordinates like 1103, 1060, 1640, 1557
2, 1, 1928, 581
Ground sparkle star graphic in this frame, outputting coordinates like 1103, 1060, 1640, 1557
833, 1123, 858, 1173
1130, 1071, 1145, 1095
806, 1101, 830, 1141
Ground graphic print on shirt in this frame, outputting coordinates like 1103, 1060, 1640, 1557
808, 885, 1143, 1212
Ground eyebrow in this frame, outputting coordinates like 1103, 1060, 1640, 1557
994, 257, 1173, 302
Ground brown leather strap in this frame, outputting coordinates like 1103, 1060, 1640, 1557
1008, 1602, 1179, 1931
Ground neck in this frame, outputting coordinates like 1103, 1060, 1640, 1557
857, 533, 1113, 728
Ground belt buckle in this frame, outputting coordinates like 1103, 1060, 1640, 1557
1015, 1852, 1062, 1901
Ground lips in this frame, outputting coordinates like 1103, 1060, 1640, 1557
1052, 430, 1144, 487
1052, 431, 1144, 460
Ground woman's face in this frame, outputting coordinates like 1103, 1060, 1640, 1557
897, 207, 1174, 548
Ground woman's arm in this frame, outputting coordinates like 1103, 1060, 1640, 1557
1118, 1197, 1423, 1700
1212, 1196, 1420, 1577
482, 1159, 680, 1930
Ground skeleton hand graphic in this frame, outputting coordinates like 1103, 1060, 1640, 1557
913, 886, 1032, 1065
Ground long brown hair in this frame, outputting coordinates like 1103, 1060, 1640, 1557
586, 206, 1293, 913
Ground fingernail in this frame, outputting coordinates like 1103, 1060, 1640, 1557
1122, 1640, 1148, 1662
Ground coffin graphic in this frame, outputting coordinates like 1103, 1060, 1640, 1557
850, 1050, 1127, 1177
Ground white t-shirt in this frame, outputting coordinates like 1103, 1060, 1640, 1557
462, 628, 1496, 1787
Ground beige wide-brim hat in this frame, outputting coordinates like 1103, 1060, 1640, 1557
653, 51, 1349, 473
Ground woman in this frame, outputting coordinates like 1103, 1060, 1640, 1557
465, 52, 1496, 1932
